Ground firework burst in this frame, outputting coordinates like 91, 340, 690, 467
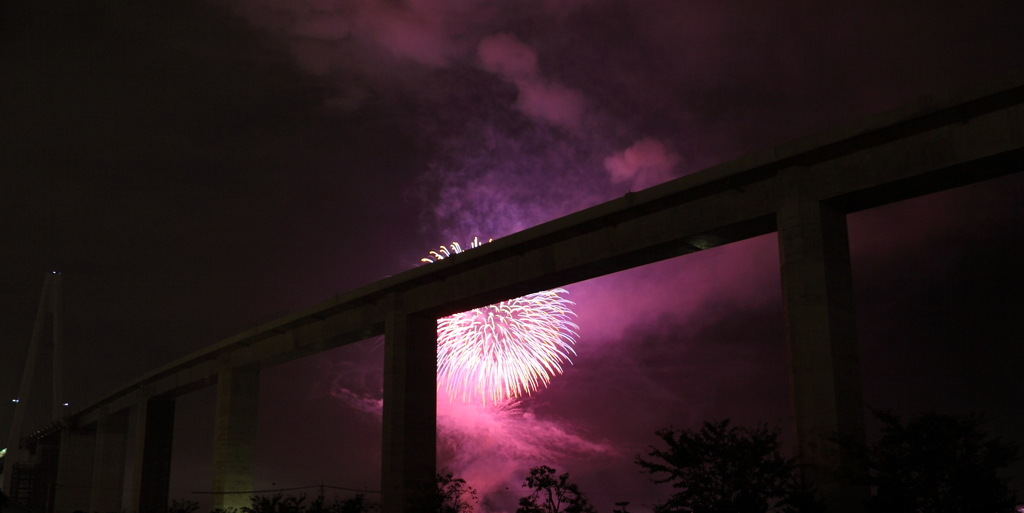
423, 238, 579, 405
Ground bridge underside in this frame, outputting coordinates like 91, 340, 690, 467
5, 71, 1023, 513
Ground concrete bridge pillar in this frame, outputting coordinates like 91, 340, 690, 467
777, 191, 867, 512
126, 396, 176, 513
90, 408, 129, 513
381, 295, 436, 513
211, 364, 260, 511
53, 426, 96, 513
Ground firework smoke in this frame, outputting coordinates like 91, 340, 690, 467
604, 138, 682, 190
329, 373, 615, 513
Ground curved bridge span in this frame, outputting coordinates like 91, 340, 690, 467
7, 71, 1024, 513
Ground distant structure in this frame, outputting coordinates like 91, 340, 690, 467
3, 72, 1023, 513
2, 273, 67, 512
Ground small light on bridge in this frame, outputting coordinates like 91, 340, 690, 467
11, 399, 18, 403
63, 402, 69, 406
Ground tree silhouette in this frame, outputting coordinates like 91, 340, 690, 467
858, 410, 1019, 513
436, 471, 477, 513
309, 493, 378, 513
168, 499, 200, 513
334, 494, 378, 513
243, 494, 307, 513
239, 493, 377, 513
516, 465, 596, 513
636, 419, 820, 513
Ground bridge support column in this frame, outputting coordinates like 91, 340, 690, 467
381, 296, 436, 513
211, 364, 260, 511
777, 195, 867, 513
127, 396, 175, 513
91, 408, 129, 513
53, 426, 96, 513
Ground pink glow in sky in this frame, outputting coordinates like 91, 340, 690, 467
329, 376, 615, 513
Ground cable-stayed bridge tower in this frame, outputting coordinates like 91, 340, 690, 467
2, 272, 68, 511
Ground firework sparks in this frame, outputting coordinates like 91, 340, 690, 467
423, 238, 579, 405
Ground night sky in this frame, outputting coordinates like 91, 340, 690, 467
2, 0, 1023, 511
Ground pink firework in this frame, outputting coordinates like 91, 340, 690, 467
423, 238, 579, 405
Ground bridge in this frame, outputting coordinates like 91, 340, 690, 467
3, 70, 1023, 513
